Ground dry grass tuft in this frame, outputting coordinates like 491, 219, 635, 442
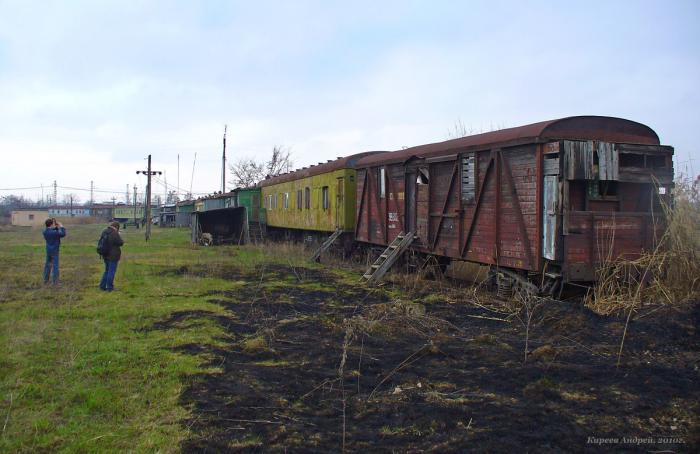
586, 176, 700, 315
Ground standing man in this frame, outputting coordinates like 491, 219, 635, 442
43, 218, 66, 285
99, 221, 124, 292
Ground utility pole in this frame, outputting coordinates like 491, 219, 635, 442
177, 154, 180, 200
126, 184, 130, 205
53, 180, 57, 206
90, 181, 94, 206
70, 195, 74, 217
136, 155, 162, 241
221, 125, 227, 193
133, 185, 138, 226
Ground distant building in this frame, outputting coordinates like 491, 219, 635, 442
11, 209, 50, 227
160, 204, 177, 227
176, 201, 195, 227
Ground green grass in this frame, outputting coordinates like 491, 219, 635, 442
0, 224, 294, 453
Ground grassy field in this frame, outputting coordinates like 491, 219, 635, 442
1, 224, 697, 452
0, 224, 294, 453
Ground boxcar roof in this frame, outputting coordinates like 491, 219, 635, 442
356, 116, 661, 167
259, 151, 384, 187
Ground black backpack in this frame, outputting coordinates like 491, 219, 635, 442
97, 229, 111, 256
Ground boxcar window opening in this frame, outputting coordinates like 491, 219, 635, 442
587, 180, 618, 200
28, 214, 34, 220
417, 167, 429, 185
304, 187, 310, 209
322, 186, 330, 210
283, 192, 289, 210
378, 168, 386, 198
461, 152, 476, 203
296, 190, 302, 210
619, 153, 666, 169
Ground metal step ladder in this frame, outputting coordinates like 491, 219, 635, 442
248, 221, 266, 245
310, 228, 343, 262
361, 231, 415, 284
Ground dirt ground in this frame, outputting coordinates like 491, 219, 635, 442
147, 264, 699, 453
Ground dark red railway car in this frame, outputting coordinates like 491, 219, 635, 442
354, 116, 674, 291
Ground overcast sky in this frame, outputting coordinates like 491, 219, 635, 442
1, 0, 698, 203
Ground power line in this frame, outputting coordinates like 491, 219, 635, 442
2, 180, 212, 197
0, 186, 44, 191
151, 175, 210, 196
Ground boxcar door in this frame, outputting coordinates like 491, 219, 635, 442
405, 170, 416, 234
336, 177, 345, 229
416, 166, 429, 242
542, 175, 559, 260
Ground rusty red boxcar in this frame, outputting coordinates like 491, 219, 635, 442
354, 116, 674, 292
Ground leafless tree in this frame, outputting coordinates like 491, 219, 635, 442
61, 193, 80, 205
228, 146, 293, 189
229, 158, 265, 188
446, 119, 508, 139
266, 145, 293, 177
447, 119, 473, 139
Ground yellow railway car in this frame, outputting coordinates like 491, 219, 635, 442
260, 152, 380, 239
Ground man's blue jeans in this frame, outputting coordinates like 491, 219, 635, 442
100, 260, 119, 291
43, 252, 59, 284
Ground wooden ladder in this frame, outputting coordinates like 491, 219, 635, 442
310, 228, 343, 262
361, 231, 415, 284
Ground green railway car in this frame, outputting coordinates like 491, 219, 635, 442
113, 206, 144, 220
231, 187, 264, 224
260, 152, 380, 238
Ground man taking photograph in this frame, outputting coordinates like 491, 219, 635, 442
98, 221, 124, 291
42, 218, 66, 285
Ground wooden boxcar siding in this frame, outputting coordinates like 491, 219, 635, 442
262, 169, 356, 232
356, 145, 540, 272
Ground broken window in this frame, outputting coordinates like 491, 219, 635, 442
322, 186, 330, 210
461, 152, 476, 203
304, 187, 310, 209
417, 167, 429, 185
283, 192, 289, 209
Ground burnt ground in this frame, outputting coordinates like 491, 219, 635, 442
147, 264, 699, 453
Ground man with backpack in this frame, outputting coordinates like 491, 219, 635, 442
43, 218, 66, 285
98, 221, 124, 291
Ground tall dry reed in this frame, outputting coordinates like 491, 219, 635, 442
587, 176, 700, 315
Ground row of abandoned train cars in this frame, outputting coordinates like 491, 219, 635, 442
200, 116, 674, 292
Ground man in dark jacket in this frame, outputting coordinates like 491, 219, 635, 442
99, 221, 124, 291
43, 218, 66, 284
